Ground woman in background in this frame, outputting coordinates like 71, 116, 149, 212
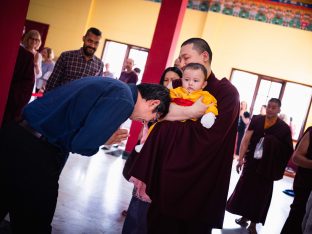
160, 66, 182, 88
22, 30, 42, 82
235, 101, 250, 155
36, 47, 55, 92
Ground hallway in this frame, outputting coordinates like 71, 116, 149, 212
50, 149, 294, 234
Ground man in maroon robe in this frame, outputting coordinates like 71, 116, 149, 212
127, 38, 240, 233
226, 98, 293, 233
3, 45, 35, 125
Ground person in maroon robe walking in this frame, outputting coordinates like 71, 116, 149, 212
126, 38, 240, 234
226, 98, 293, 234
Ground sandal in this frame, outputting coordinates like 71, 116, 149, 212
235, 217, 248, 227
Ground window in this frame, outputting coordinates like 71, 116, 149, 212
253, 79, 282, 116
282, 83, 311, 139
101, 40, 149, 83
230, 68, 312, 140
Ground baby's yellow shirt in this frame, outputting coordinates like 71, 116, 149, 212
170, 87, 218, 116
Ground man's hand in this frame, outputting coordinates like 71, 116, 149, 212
189, 96, 208, 119
164, 96, 208, 121
236, 158, 244, 174
105, 128, 129, 145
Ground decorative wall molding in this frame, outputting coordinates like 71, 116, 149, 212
146, 0, 312, 31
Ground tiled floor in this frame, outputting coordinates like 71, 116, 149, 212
49, 149, 295, 234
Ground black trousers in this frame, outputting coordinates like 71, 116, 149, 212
147, 205, 212, 234
122, 195, 150, 234
0, 123, 68, 234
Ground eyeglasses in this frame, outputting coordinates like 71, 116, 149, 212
29, 37, 40, 42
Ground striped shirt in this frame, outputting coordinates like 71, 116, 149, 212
45, 48, 104, 91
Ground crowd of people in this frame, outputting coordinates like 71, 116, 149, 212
1, 26, 311, 234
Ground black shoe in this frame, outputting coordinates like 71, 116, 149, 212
235, 217, 248, 227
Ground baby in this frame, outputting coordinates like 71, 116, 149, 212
135, 63, 218, 153
170, 62, 218, 128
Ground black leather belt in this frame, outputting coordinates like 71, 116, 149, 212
19, 120, 44, 139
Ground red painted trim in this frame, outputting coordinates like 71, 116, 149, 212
125, 0, 188, 153
0, 0, 30, 125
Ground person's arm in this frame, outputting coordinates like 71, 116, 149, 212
241, 112, 250, 125
45, 54, 65, 92
292, 132, 312, 169
34, 52, 42, 78
163, 96, 208, 121
236, 129, 253, 173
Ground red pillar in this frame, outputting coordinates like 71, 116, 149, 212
125, 0, 188, 154
0, 0, 30, 125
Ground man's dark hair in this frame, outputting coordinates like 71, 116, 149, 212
159, 67, 182, 85
181, 38, 213, 64
183, 63, 208, 80
85, 27, 102, 37
269, 98, 281, 107
137, 83, 171, 119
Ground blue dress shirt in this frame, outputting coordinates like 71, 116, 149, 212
23, 77, 137, 156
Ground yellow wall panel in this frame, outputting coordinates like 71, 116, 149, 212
27, 0, 93, 57
201, 12, 312, 86
88, 0, 160, 58
172, 9, 207, 65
